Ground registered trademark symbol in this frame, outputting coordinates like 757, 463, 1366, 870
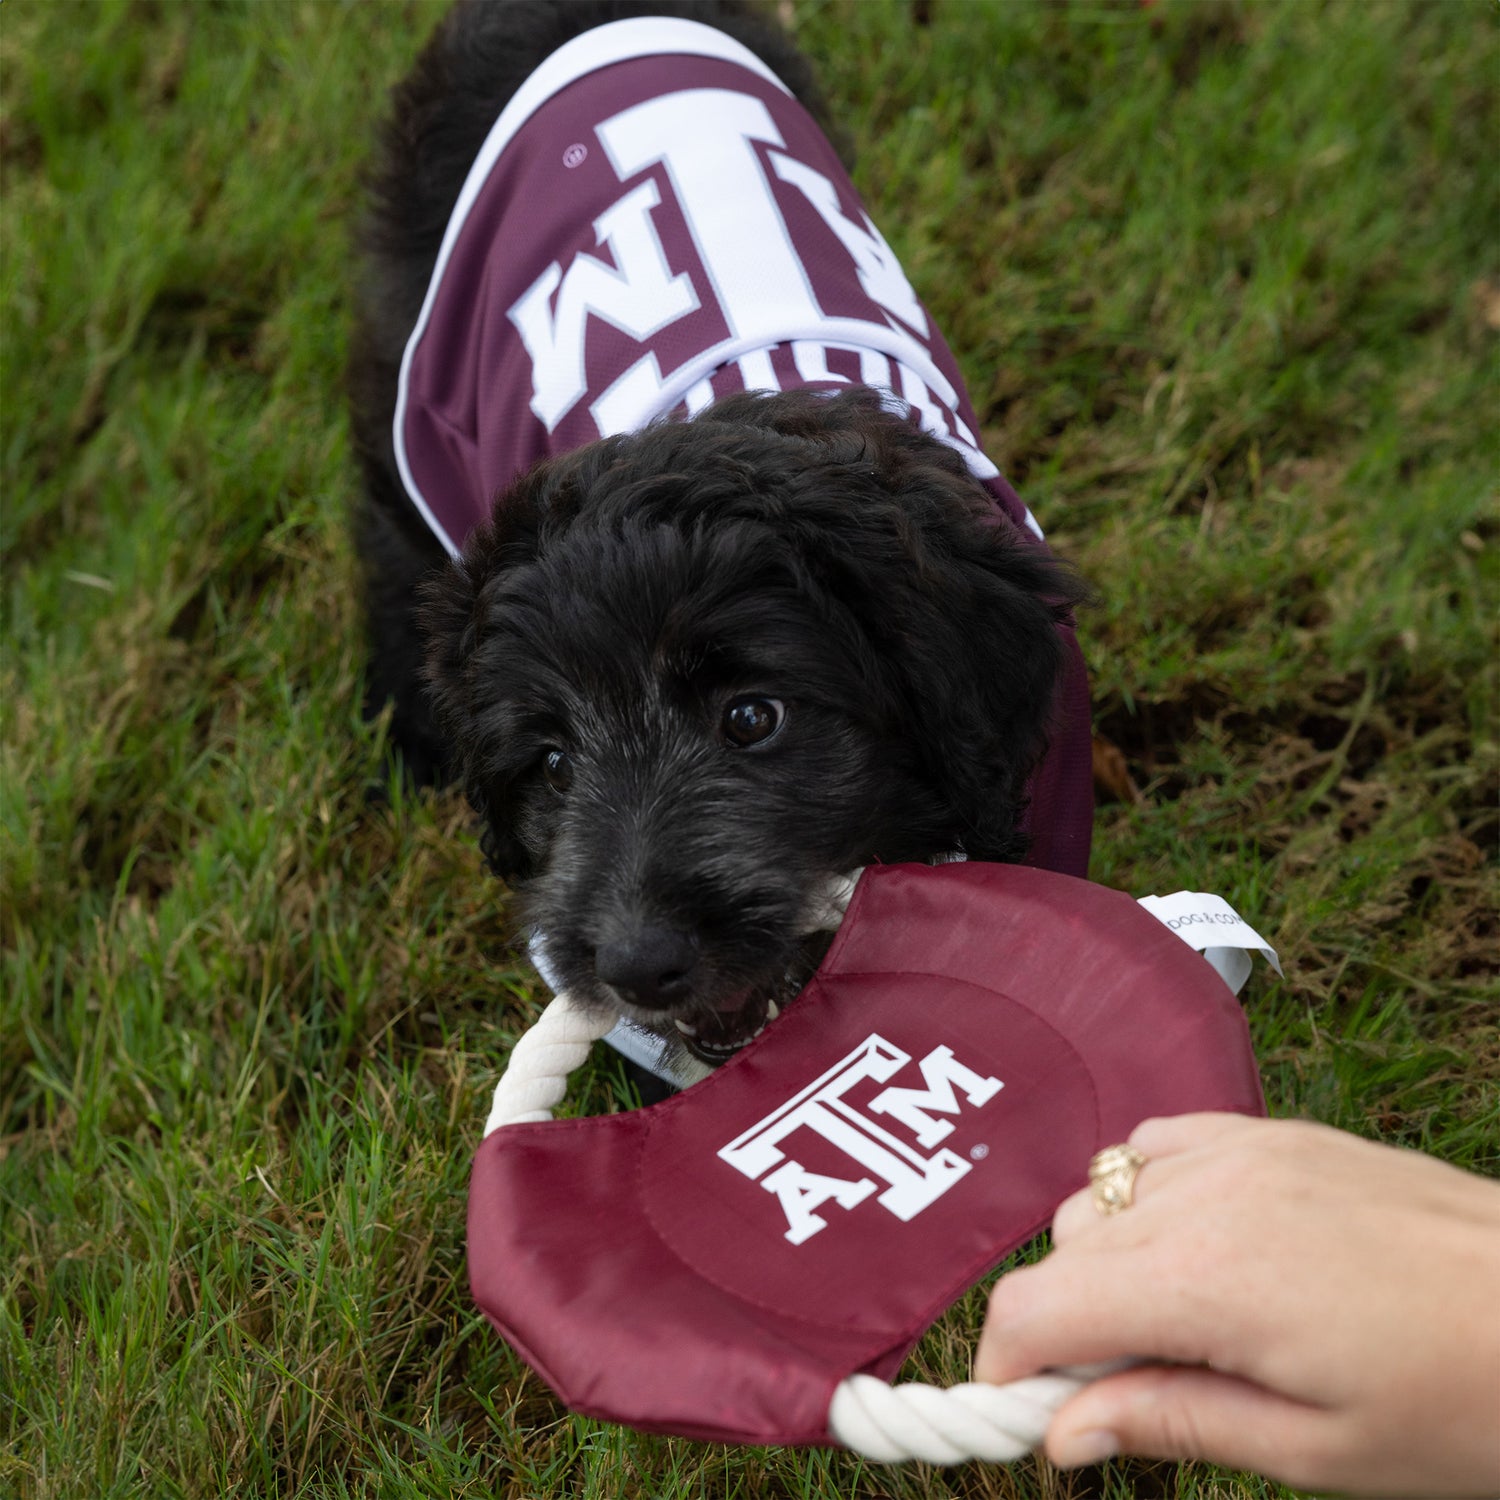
562, 143, 588, 169
969, 1143, 989, 1161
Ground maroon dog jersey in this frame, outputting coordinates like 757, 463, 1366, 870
395, 16, 1092, 876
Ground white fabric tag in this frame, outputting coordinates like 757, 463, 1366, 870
527, 931, 563, 991
601, 1016, 708, 1091
1136, 891, 1282, 996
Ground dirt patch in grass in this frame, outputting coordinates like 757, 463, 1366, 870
1098, 663, 1483, 802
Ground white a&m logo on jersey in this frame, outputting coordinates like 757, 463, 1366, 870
503, 85, 1003, 479
719, 1035, 1002, 1245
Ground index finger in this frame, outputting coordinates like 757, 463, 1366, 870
974, 1237, 1222, 1386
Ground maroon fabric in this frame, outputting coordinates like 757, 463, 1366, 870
468, 863, 1265, 1447
1019, 620, 1092, 877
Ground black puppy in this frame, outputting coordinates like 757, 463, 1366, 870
350, 0, 1091, 1069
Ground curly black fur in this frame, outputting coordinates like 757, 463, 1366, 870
350, 1, 1088, 1045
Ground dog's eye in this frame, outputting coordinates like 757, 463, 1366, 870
541, 748, 573, 793
721, 697, 785, 748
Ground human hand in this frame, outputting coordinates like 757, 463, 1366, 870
976, 1113, 1500, 1495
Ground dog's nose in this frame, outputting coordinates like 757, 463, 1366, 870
595, 926, 698, 1010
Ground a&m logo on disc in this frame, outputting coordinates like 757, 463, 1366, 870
719, 1035, 1002, 1245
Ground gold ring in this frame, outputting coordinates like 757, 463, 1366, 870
1088, 1143, 1147, 1216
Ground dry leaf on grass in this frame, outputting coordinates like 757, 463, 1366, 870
1092, 732, 1143, 805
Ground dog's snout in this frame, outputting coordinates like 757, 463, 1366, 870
595, 925, 697, 1010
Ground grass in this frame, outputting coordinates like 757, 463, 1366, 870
1, 0, 1495, 1495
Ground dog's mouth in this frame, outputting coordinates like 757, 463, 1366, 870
672, 995, 781, 1066
665, 926, 836, 1067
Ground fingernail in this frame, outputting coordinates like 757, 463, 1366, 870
1050, 1427, 1119, 1467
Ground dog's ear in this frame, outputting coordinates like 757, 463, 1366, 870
847, 503, 1084, 862
416, 444, 618, 883
739, 389, 1089, 861
419, 498, 547, 883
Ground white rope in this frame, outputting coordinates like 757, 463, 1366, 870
481, 984, 1107, 1463
827, 1370, 1100, 1464
483, 991, 615, 1134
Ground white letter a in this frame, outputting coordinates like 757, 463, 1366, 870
760, 1161, 876, 1244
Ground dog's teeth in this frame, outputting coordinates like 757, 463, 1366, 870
766, 1002, 780, 1022
674, 1019, 698, 1037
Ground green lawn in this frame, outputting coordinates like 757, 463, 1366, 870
2, 1, 1495, 1496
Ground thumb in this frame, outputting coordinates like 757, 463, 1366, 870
1044, 1365, 1333, 1483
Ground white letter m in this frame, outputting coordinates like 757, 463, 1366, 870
866, 1046, 1003, 1149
